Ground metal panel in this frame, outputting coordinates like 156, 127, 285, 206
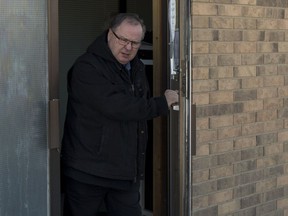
0, 1, 49, 215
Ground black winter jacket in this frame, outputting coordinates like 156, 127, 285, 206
61, 31, 169, 181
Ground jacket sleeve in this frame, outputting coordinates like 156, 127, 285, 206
68, 59, 169, 121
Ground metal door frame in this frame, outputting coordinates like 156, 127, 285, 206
153, 0, 193, 215
47, 0, 193, 215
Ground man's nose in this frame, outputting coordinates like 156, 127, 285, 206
125, 42, 133, 50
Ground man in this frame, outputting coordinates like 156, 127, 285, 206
61, 13, 179, 216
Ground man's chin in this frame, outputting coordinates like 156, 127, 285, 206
118, 58, 130, 65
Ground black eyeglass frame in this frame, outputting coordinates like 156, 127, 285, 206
111, 29, 142, 49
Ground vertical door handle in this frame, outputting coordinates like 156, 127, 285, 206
49, 99, 60, 149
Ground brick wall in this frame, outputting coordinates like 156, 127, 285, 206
191, 0, 288, 215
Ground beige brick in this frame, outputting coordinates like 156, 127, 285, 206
265, 8, 285, 19
192, 16, 209, 28
285, 119, 288, 129
192, 3, 218, 16
210, 115, 234, 128
261, 153, 288, 167
232, 0, 256, 5
256, 178, 277, 193
210, 42, 234, 54
193, 80, 218, 92
277, 175, 288, 187
234, 137, 256, 149
257, 65, 277, 76
210, 165, 234, 179
257, 87, 278, 99
193, 29, 218, 41
234, 42, 256, 53
219, 30, 243, 41
208, 189, 233, 205
193, 180, 218, 196
243, 30, 265, 41
196, 117, 209, 130
193, 55, 218, 67
197, 129, 218, 143
210, 17, 233, 29
218, 5, 243, 17
241, 53, 264, 65
234, 18, 257, 29
243, 100, 263, 112
210, 67, 234, 78
218, 126, 242, 139
278, 19, 288, 30
264, 98, 283, 110
264, 53, 286, 64
257, 110, 277, 122
264, 120, 283, 133
242, 77, 263, 89
263, 76, 284, 87
234, 66, 256, 77
193, 42, 209, 54
257, 42, 278, 53
279, 131, 288, 143
264, 143, 284, 156
210, 140, 234, 154
218, 200, 241, 215
242, 6, 265, 17
277, 197, 288, 208
193, 67, 209, 80
209, 91, 234, 104
242, 122, 264, 135
234, 112, 256, 125
193, 196, 209, 210
193, 169, 210, 183
219, 79, 241, 90
257, 157, 278, 168
257, 19, 278, 30
234, 159, 257, 173
285, 163, 288, 174
193, 93, 209, 105
218, 55, 241, 66
211, 0, 231, 3
278, 86, 288, 97
265, 31, 285, 42
196, 144, 210, 156
278, 65, 288, 75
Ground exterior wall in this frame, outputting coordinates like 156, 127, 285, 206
191, 0, 288, 215
0, 0, 49, 215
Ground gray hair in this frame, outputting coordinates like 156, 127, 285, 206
109, 13, 146, 39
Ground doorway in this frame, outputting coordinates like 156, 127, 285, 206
58, 0, 169, 215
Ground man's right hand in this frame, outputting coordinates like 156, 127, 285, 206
164, 90, 179, 108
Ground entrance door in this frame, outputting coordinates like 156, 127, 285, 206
156, 0, 192, 215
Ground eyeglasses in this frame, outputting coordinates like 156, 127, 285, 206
111, 29, 142, 49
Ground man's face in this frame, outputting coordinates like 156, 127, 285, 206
108, 20, 143, 65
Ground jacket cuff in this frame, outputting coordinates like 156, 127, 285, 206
155, 96, 169, 116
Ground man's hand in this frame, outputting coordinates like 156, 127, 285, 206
164, 90, 179, 108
